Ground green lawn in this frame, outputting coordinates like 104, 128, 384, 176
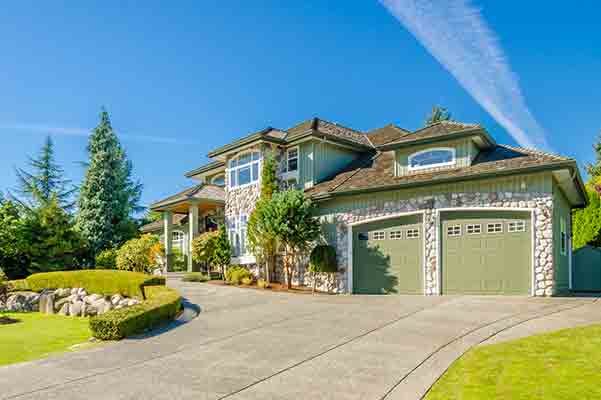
0, 312, 92, 367
426, 324, 601, 400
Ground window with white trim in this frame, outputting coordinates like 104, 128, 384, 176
447, 225, 461, 236
560, 218, 567, 255
408, 147, 456, 171
172, 231, 184, 249
508, 221, 526, 233
285, 147, 298, 172
389, 230, 402, 240
406, 228, 420, 239
466, 224, 482, 235
228, 152, 261, 188
227, 215, 248, 256
372, 231, 386, 240
487, 222, 503, 233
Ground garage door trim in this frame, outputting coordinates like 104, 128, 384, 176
436, 207, 536, 296
347, 211, 426, 294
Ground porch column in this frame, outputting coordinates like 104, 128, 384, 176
188, 204, 199, 272
163, 211, 173, 271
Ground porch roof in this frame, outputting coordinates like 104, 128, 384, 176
149, 183, 225, 212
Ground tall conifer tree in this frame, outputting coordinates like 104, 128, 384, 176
76, 109, 142, 256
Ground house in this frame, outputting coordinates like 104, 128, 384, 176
142, 118, 586, 296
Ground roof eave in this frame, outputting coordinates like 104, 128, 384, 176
377, 128, 495, 151
286, 129, 373, 151
311, 160, 579, 202
207, 128, 287, 158
184, 161, 225, 178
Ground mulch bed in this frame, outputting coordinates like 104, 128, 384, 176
0, 316, 20, 325
207, 280, 331, 295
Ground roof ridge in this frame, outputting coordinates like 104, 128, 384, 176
497, 144, 571, 161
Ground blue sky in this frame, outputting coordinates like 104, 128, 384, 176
1, 1, 600, 208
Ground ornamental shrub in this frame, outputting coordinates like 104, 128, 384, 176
25, 270, 164, 298
257, 278, 269, 289
7, 279, 29, 292
89, 285, 181, 340
225, 265, 252, 285
308, 245, 338, 274
241, 276, 253, 285
95, 248, 118, 269
0, 271, 8, 304
182, 272, 209, 282
116, 234, 162, 274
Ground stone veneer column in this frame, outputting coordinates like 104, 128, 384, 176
188, 204, 199, 272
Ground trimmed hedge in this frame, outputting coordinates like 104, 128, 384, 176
8, 279, 30, 292
225, 266, 252, 285
25, 270, 165, 299
89, 285, 182, 340
182, 272, 209, 282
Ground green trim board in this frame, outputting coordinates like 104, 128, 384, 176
440, 210, 532, 295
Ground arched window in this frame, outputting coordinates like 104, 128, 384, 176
228, 152, 261, 188
408, 147, 456, 171
211, 174, 225, 186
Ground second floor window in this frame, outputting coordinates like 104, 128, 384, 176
408, 148, 456, 171
285, 148, 298, 172
228, 152, 261, 188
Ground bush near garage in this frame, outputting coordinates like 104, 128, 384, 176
182, 272, 209, 282
24, 270, 164, 299
89, 285, 181, 340
225, 265, 253, 285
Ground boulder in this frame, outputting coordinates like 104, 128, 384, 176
85, 294, 103, 304
58, 303, 70, 316
111, 294, 123, 305
54, 297, 70, 312
39, 292, 55, 314
119, 298, 129, 307
127, 299, 139, 307
54, 288, 70, 298
70, 300, 83, 316
100, 301, 113, 314
77, 288, 87, 297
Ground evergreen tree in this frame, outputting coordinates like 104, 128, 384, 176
76, 109, 142, 257
425, 106, 452, 126
0, 200, 28, 279
586, 132, 601, 192
14, 136, 76, 209
21, 196, 86, 274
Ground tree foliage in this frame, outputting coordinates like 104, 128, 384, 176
247, 154, 279, 283
258, 189, 320, 289
191, 225, 231, 277
0, 200, 28, 279
76, 109, 142, 257
425, 106, 452, 126
14, 136, 76, 209
95, 248, 118, 269
308, 244, 338, 293
573, 186, 601, 249
115, 234, 162, 274
20, 197, 87, 275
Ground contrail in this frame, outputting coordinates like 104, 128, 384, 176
0, 123, 198, 145
380, 0, 549, 150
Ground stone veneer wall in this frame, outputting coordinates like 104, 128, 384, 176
315, 191, 555, 296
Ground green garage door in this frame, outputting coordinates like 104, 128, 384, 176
441, 211, 531, 295
353, 215, 423, 294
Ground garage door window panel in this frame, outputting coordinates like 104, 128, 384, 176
466, 224, 481, 235
389, 230, 402, 240
447, 225, 462, 237
406, 229, 419, 239
487, 222, 503, 234
508, 221, 526, 233
372, 231, 386, 241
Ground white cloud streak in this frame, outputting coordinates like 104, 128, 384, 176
0, 123, 197, 145
380, 0, 549, 149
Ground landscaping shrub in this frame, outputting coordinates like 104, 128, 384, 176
170, 247, 186, 272
116, 234, 163, 274
95, 248, 118, 269
182, 272, 209, 283
241, 276, 253, 285
89, 285, 182, 340
225, 265, 252, 285
309, 245, 338, 274
257, 278, 269, 289
0, 271, 8, 304
25, 270, 164, 298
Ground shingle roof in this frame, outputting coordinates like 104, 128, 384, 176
150, 183, 225, 210
307, 144, 576, 198
184, 160, 225, 178
380, 120, 489, 148
140, 214, 187, 233
366, 124, 411, 146
286, 118, 372, 148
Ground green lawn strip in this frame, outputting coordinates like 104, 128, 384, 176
0, 312, 92, 367
426, 324, 601, 400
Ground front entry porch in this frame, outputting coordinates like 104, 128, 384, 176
150, 184, 225, 272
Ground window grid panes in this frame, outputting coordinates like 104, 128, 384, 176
228, 152, 261, 188
372, 231, 385, 240
389, 230, 402, 240
487, 223, 503, 233
507, 221, 526, 233
466, 224, 482, 235
447, 225, 461, 237
286, 148, 298, 172
406, 229, 420, 239
228, 215, 248, 256
408, 148, 455, 170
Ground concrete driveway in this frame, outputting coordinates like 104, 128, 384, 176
1, 278, 600, 400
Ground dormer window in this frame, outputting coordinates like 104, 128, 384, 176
408, 147, 456, 171
228, 151, 261, 188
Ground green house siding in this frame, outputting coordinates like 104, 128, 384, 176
553, 182, 571, 293
298, 140, 359, 189
395, 138, 475, 176
314, 172, 553, 217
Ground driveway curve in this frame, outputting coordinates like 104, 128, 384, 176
1, 278, 599, 400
